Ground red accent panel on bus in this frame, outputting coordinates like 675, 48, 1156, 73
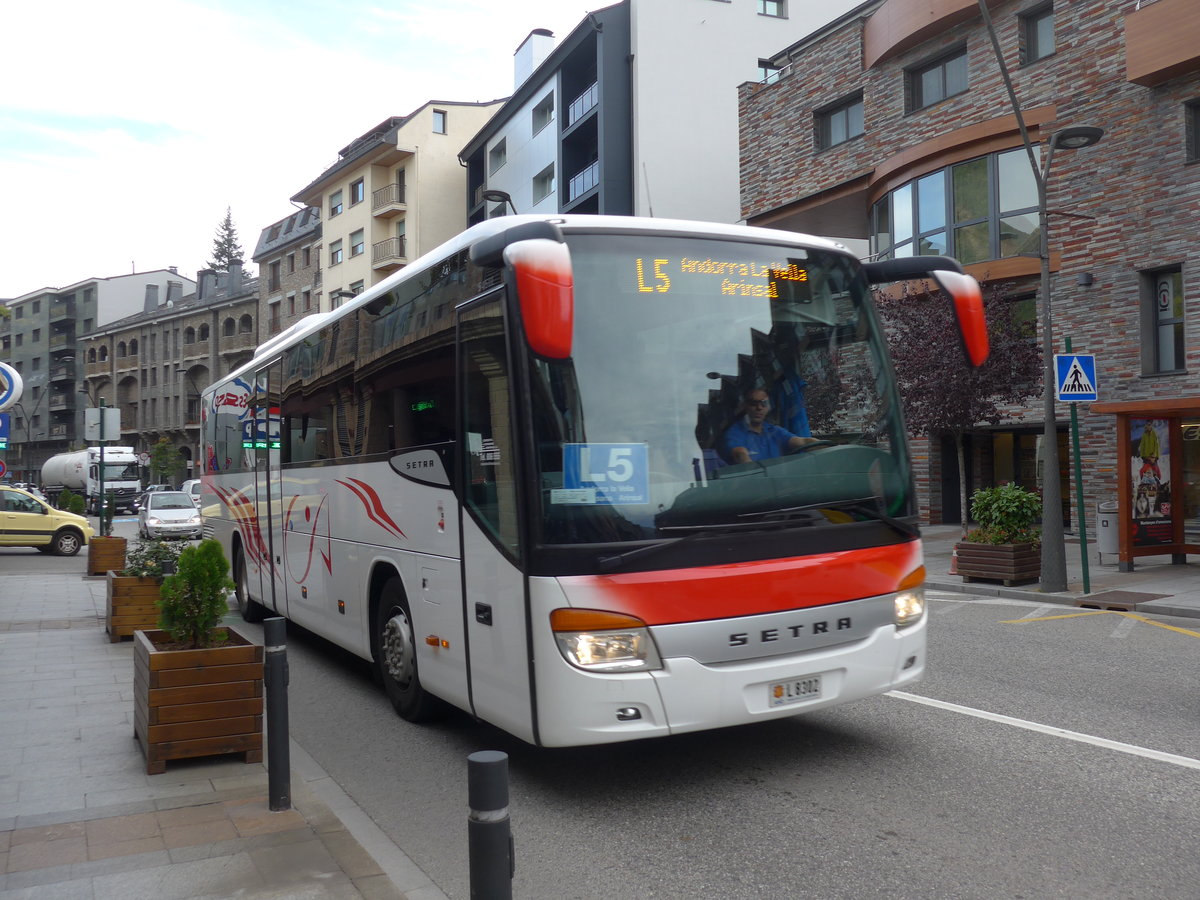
933, 269, 989, 366
507, 239, 574, 359
558, 540, 921, 626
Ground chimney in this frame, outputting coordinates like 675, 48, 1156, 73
228, 259, 243, 294
143, 283, 159, 313
166, 281, 183, 305
514, 28, 555, 90
197, 268, 215, 300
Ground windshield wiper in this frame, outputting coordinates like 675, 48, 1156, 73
596, 524, 750, 573
740, 498, 920, 539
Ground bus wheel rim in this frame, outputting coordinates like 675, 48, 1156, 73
382, 611, 415, 687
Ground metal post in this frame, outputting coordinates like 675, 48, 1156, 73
468, 750, 514, 900
1065, 338, 1091, 594
98, 402, 106, 527
263, 617, 291, 811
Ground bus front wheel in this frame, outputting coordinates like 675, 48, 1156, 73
234, 547, 267, 623
375, 577, 439, 722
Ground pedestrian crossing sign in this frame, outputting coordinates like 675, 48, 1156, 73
1055, 354, 1098, 402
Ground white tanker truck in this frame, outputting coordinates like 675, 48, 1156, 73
41, 447, 142, 514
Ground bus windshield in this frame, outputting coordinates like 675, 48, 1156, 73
529, 232, 910, 546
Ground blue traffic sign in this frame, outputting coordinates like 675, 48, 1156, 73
1055, 354, 1098, 402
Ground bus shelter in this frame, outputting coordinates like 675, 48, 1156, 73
1090, 398, 1200, 571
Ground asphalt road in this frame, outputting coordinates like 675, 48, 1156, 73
266, 590, 1200, 900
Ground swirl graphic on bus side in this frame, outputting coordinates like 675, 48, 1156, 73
336, 477, 407, 541
284, 492, 332, 581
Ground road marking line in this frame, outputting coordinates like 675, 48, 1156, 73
999, 610, 1200, 639
1019, 604, 1056, 620
1111, 616, 1137, 639
889, 690, 1200, 771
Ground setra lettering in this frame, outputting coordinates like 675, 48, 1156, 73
728, 616, 853, 647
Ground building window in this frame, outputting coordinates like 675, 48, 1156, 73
533, 164, 555, 204
758, 60, 782, 85
303, 247, 311, 268
871, 146, 1040, 264
330, 239, 343, 266
350, 230, 365, 257
287, 294, 296, 316
269, 260, 281, 291
909, 47, 968, 111
815, 93, 864, 150
758, 0, 785, 17
287, 253, 295, 273
350, 280, 364, 295
350, 178, 365, 206
1187, 100, 1200, 163
533, 93, 555, 134
303, 290, 312, 310
329, 190, 343, 217
31, 328, 40, 342
432, 109, 447, 134
489, 138, 507, 174
1143, 267, 1186, 374
1021, 4, 1055, 65
269, 301, 281, 334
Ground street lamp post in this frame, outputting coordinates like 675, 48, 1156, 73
1032, 126, 1104, 592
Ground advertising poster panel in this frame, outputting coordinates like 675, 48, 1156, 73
1130, 417, 1172, 546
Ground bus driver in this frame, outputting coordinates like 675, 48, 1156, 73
722, 388, 816, 463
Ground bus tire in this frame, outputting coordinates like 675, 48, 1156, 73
375, 577, 439, 722
233, 546, 267, 623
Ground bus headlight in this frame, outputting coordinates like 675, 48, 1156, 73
894, 566, 926, 628
550, 609, 663, 672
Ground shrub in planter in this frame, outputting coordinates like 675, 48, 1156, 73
134, 538, 260, 774
106, 540, 185, 642
963, 482, 1041, 546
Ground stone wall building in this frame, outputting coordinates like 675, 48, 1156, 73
739, 0, 1200, 556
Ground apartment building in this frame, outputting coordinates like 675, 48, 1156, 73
1, 269, 196, 482
77, 265, 259, 486
290, 101, 504, 308
252, 207, 322, 340
460, 0, 862, 225
739, 0, 1200, 555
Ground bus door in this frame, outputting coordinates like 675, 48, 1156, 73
458, 297, 535, 740
252, 362, 286, 616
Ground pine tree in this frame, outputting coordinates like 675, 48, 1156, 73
207, 207, 245, 272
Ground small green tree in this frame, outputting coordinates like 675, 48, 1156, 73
58, 488, 86, 514
149, 438, 175, 486
207, 207, 245, 272
158, 539, 235, 648
966, 482, 1041, 545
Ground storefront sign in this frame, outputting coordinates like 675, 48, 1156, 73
1129, 418, 1172, 546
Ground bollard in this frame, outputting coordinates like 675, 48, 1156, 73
468, 750, 514, 900
263, 617, 291, 812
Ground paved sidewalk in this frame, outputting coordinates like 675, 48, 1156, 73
921, 524, 1200, 619
0, 570, 447, 900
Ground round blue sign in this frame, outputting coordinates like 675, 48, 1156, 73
0, 362, 23, 412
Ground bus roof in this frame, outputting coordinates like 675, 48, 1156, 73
209, 214, 852, 393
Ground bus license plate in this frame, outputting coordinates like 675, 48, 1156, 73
769, 675, 822, 707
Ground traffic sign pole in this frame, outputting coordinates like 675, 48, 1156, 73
1064, 338, 1090, 594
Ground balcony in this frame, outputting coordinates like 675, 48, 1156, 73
372, 182, 407, 218
220, 331, 257, 355
49, 300, 75, 322
49, 364, 75, 383
568, 82, 598, 127
49, 332, 74, 349
373, 236, 407, 272
49, 424, 69, 439
48, 393, 75, 412
568, 160, 600, 202
1125, 0, 1200, 86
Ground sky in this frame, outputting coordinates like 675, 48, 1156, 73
0, 0, 602, 299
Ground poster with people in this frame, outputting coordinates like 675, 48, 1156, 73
1130, 417, 1172, 546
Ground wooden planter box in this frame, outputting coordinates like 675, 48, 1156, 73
956, 541, 1041, 587
87, 536, 127, 576
133, 627, 264, 775
106, 572, 162, 643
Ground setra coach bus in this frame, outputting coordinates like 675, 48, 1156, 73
201, 215, 987, 747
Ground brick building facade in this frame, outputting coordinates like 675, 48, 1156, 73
739, 0, 1200, 554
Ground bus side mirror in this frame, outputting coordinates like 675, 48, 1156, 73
930, 269, 988, 367
504, 239, 574, 360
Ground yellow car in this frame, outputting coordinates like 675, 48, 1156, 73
0, 484, 95, 555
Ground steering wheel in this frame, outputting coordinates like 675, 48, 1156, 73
785, 439, 834, 455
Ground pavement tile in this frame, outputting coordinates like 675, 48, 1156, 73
160, 818, 239, 850
6, 835, 88, 872
225, 797, 307, 836
85, 811, 159, 846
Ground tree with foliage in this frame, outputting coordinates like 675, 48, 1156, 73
149, 437, 176, 486
207, 207, 245, 272
872, 281, 1042, 534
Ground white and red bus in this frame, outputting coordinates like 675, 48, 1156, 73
201, 215, 986, 747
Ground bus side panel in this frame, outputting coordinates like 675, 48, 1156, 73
461, 516, 535, 744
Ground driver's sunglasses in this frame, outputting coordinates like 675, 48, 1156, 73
747, 398, 770, 407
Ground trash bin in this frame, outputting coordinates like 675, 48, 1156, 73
1096, 500, 1119, 563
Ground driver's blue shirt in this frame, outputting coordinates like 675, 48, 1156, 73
721, 419, 799, 462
